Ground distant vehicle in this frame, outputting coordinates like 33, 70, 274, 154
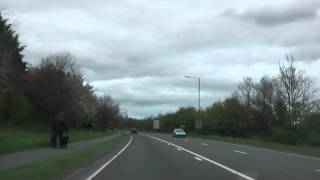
131, 128, 138, 134
172, 128, 186, 137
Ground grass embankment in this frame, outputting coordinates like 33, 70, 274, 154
0, 126, 114, 154
0, 133, 129, 180
191, 133, 320, 158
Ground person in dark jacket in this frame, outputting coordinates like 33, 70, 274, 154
51, 112, 69, 148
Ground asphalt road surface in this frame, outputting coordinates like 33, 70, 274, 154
89, 132, 320, 180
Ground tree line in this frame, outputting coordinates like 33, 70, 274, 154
130, 57, 320, 146
0, 13, 123, 131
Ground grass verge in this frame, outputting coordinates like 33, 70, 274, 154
0, 126, 114, 154
190, 133, 320, 158
0, 133, 129, 180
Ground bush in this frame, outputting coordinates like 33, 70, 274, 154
268, 127, 304, 145
303, 113, 320, 145
305, 130, 320, 145
0, 90, 35, 124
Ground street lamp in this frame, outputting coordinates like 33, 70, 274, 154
184, 75, 202, 129
184, 75, 200, 111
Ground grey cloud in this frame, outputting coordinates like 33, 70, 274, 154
2, 0, 320, 117
91, 77, 236, 116
222, 0, 320, 26
292, 43, 320, 61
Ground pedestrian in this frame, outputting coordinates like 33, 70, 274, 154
50, 112, 69, 148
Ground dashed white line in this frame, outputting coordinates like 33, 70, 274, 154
144, 134, 255, 180
201, 142, 208, 146
177, 148, 182, 151
216, 140, 320, 161
194, 157, 203, 161
86, 135, 133, 180
315, 169, 320, 172
234, 150, 248, 155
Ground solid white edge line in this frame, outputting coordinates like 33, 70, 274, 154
234, 150, 248, 155
86, 135, 133, 180
144, 134, 255, 180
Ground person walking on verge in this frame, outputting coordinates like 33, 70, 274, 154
51, 112, 69, 148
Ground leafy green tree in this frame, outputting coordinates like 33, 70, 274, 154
0, 12, 31, 125
0, 13, 26, 89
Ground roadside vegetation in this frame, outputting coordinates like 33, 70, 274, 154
0, 125, 114, 154
127, 57, 320, 151
0, 12, 125, 153
0, 133, 129, 180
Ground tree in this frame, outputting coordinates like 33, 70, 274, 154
77, 83, 97, 128
25, 53, 82, 126
252, 76, 275, 132
95, 96, 120, 130
279, 56, 318, 125
0, 12, 30, 124
237, 77, 255, 106
0, 13, 26, 89
272, 78, 289, 127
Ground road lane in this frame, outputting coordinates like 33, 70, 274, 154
92, 133, 240, 180
147, 132, 320, 180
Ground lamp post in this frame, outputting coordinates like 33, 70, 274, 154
184, 75, 202, 129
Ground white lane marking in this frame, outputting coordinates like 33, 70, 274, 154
263, 150, 320, 161
201, 142, 208, 146
234, 150, 248, 155
86, 136, 133, 180
177, 148, 182, 151
194, 157, 203, 161
315, 169, 320, 172
144, 134, 255, 180
209, 139, 320, 161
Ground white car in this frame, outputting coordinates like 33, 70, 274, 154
172, 128, 186, 137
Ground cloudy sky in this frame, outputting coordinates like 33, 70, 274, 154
1, 0, 320, 118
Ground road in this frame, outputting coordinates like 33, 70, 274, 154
89, 132, 320, 180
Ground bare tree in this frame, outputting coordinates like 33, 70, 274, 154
237, 77, 255, 106
279, 55, 318, 125
95, 95, 120, 130
40, 52, 78, 75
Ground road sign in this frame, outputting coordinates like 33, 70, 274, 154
195, 119, 203, 129
153, 119, 160, 129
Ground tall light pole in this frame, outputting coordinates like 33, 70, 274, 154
184, 75, 200, 111
184, 75, 202, 129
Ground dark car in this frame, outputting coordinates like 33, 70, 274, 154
131, 128, 138, 134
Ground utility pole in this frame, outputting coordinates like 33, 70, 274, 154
184, 75, 202, 129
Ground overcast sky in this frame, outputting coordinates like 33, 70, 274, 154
2, 0, 320, 118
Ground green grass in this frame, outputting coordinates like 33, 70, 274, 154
0, 133, 129, 180
191, 133, 320, 158
0, 126, 114, 154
